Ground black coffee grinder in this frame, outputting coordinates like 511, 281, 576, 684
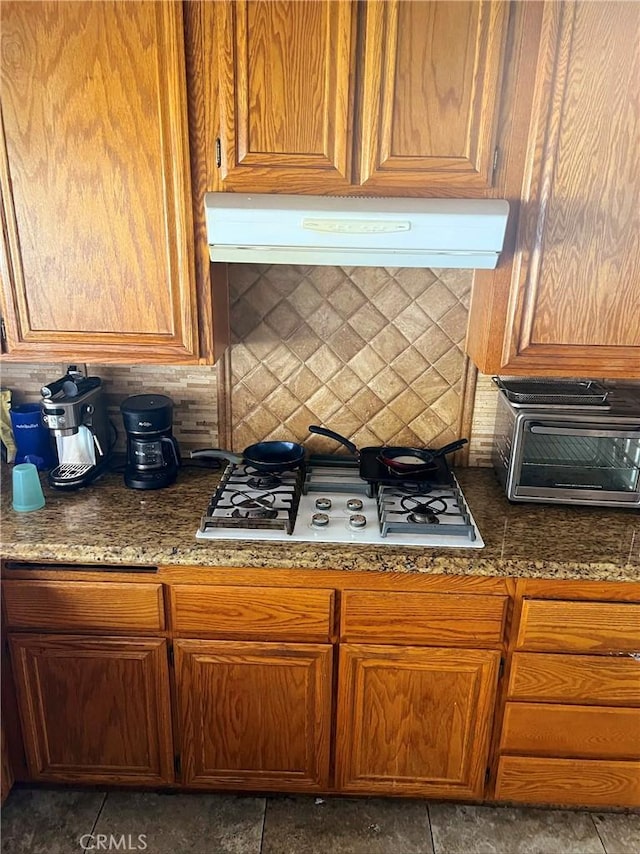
120, 394, 181, 489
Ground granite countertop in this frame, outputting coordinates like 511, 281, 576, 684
1, 463, 638, 582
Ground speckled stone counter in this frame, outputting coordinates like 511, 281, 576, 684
1, 463, 638, 582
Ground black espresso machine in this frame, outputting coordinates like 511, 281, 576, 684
120, 394, 180, 489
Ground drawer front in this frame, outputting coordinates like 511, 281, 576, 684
2, 580, 165, 633
517, 599, 640, 653
509, 652, 640, 705
495, 756, 640, 808
171, 585, 334, 641
340, 591, 507, 647
500, 702, 640, 759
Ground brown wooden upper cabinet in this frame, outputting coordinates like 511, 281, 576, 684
0, 1, 220, 363
467, 1, 640, 377
206, 0, 512, 196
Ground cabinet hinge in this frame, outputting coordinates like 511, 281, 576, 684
0, 317, 6, 345
499, 656, 505, 678
492, 147, 499, 177
485, 767, 491, 785
215, 138, 222, 168
174, 754, 181, 775
168, 644, 174, 667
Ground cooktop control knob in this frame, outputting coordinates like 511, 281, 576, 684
349, 514, 367, 529
311, 512, 330, 528
315, 497, 332, 511
346, 498, 363, 512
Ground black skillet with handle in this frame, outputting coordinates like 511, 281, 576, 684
308, 425, 467, 481
191, 440, 306, 473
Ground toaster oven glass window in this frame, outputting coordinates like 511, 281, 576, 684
519, 424, 640, 493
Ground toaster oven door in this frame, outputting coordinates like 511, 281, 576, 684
514, 421, 640, 505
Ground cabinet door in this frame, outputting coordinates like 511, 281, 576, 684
211, 0, 356, 193
175, 639, 332, 791
9, 634, 174, 785
468, 1, 640, 376
0, 1, 198, 362
358, 0, 509, 193
336, 644, 500, 798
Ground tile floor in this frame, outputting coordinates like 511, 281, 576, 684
1, 787, 638, 854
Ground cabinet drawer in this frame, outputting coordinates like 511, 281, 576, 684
171, 585, 334, 642
516, 599, 640, 653
2, 580, 165, 633
500, 702, 640, 759
509, 652, 640, 705
340, 591, 507, 647
495, 756, 640, 808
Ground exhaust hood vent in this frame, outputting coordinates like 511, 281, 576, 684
205, 193, 509, 269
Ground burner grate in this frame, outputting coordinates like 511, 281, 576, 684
199, 463, 304, 535
377, 480, 477, 541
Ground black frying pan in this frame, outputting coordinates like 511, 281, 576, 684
191, 440, 306, 473
308, 426, 467, 477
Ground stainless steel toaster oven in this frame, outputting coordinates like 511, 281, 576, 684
492, 385, 640, 508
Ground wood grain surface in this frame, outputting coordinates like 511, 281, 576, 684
516, 599, 640, 654
495, 755, 640, 808
358, 0, 508, 191
0, 1, 198, 361
171, 584, 333, 641
340, 590, 507, 647
175, 639, 332, 790
336, 643, 500, 797
3, 580, 165, 633
500, 702, 640, 759
9, 633, 174, 784
508, 652, 640, 705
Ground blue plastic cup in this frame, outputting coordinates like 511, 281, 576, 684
12, 463, 46, 512
9, 403, 54, 470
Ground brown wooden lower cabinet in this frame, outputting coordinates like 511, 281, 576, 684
174, 639, 333, 791
336, 644, 501, 798
9, 634, 174, 785
500, 702, 640, 759
495, 756, 640, 808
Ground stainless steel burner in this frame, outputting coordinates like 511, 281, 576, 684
407, 510, 440, 524
315, 497, 332, 510
311, 512, 330, 528
347, 498, 363, 511
246, 473, 283, 489
231, 507, 278, 520
230, 490, 276, 510
349, 513, 367, 529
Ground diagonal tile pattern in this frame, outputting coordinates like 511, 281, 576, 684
228, 264, 473, 452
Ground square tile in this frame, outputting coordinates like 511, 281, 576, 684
429, 803, 606, 854
592, 811, 640, 854
93, 791, 265, 854
262, 795, 433, 854
1, 787, 106, 854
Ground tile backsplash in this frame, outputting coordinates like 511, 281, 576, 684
0, 363, 218, 452
228, 264, 473, 453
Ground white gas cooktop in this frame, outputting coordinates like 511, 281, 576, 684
196, 459, 484, 549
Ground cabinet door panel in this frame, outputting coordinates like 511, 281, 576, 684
9, 634, 174, 784
175, 639, 332, 791
469, 1, 640, 376
358, 0, 508, 192
336, 644, 500, 797
214, 0, 355, 192
0, 1, 197, 361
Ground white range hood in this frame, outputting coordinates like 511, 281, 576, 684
205, 193, 509, 269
